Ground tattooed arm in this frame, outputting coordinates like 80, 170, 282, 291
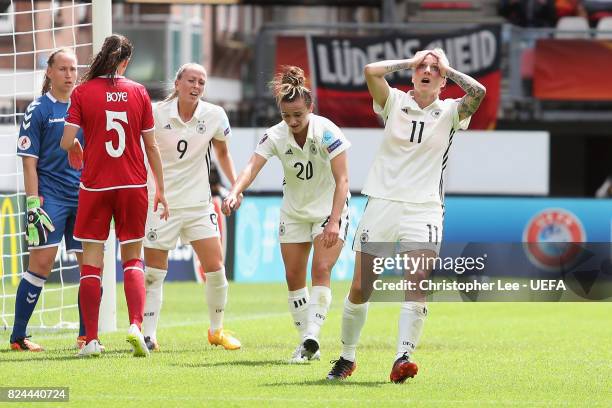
445, 68, 487, 122
430, 49, 486, 122
364, 50, 430, 108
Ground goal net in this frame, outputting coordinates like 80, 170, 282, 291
0, 1, 113, 335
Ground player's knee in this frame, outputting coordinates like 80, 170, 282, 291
348, 286, 369, 304
120, 243, 142, 264
201, 260, 224, 273
27, 266, 52, 279
285, 268, 306, 287
28, 252, 56, 277
411, 268, 428, 282
145, 266, 167, 289
145, 258, 168, 271
311, 260, 333, 280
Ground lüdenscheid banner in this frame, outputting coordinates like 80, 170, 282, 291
275, 25, 501, 129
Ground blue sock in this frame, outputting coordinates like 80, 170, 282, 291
10, 271, 46, 343
78, 286, 102, 336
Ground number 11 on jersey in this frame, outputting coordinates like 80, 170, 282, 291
410, 120, 424, 143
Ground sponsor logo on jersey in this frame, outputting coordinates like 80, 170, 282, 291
196, 121, 206, 134
259, 134, 268, 145
309, 142, 317, 155
327, 139, 342, 153
431, 109, 442, 119
523, 208, 586, 270
164, 123, 172, 130
48, 117, 65, 123
17, 136, 31, 150
322, 130, 334, 145
285, 148, 293, 155
146, 229, 158, 242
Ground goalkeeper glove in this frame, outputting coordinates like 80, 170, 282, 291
26, 196, 55, 246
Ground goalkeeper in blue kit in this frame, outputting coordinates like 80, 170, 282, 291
10, 49, 90, 352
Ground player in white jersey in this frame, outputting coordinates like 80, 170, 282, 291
326, 49, 486, 382
223, 66, 350, 363
142, 63, 241, 351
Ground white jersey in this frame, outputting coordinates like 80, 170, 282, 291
147, 98, 231, 209
255, 114, 351, 221
362, 88, 470, 205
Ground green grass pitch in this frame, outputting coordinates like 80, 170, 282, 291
1, 281, 610, 407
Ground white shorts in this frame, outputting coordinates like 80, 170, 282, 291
279, 202, 350, 244
144, 203, 220, 250
352, 197, 443, 255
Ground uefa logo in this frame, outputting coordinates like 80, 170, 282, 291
522, 208, 586, 270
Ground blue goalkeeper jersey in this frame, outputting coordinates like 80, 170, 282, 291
16, 92, 84, 206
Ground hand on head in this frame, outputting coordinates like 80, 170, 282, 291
411, 49, 450, 77
410, 50, 431, 69
428, 49, 450, 77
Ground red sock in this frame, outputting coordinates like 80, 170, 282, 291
123, 259, 145, 329
80, 265, 102, 343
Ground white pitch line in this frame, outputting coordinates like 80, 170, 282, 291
1, 303, 400, 342
72, 393, 579, 407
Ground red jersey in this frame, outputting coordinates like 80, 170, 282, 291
66, 76, 154, 190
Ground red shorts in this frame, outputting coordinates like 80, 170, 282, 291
74, 187, 148, 244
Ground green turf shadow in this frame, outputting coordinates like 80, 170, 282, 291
171, 359, 287, 368
263, 379, 390, 387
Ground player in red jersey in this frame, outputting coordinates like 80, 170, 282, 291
60, 34, 169, 358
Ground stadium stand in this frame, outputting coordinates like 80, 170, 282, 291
584, 0, 612, 23
595, 15, 612, 36
554, 15, 591, 37
406, 0, 503, 22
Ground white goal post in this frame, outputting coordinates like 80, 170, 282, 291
93, 0, 116, 334
0, 0, 116, 335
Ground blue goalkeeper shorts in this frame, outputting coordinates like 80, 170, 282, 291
29, 199, 81, 252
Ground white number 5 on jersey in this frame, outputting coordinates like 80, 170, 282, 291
105, 110, 128, 157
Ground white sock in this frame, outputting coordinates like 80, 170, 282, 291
143, 266, 167, 340
205, 268, 228, 331
340, 296, 369, 362
396, 301, 427, 360
287, 287, 309, 340
305, 285, 331, 340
